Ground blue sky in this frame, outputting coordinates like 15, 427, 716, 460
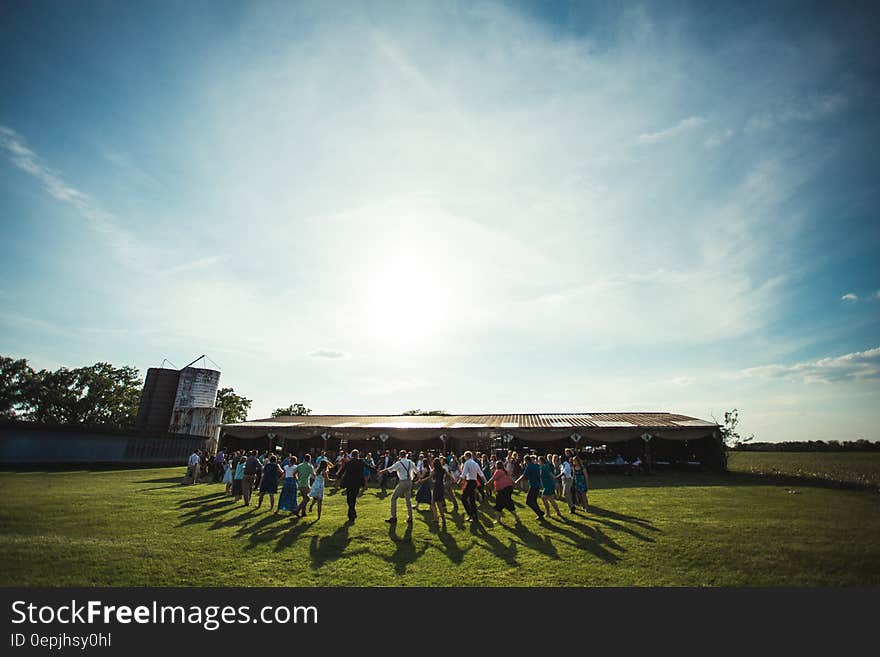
1, 1, 878, 440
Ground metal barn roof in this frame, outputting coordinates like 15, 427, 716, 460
222, 413, 718, 443
226, 412, 715, 430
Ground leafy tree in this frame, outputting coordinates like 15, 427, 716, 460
70, 362, 141, 426
216, 387, 252, 423
0, 356, 35, 420
709, 408, 754, 471
401, 409, 449, 416
271, 403, 311, 417
716, 409, 754, 447
21, 361, 141, 427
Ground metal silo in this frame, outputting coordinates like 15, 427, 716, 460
169, 406, 224, 442
136, 368, 182, 432
173, 367, 221, 409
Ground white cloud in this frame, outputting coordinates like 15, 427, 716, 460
704, 128, 734, 148
638, 116, 707, 144
307, 348, 351, 360
738, 347, 880, 385
746, 91, 848, 132
0, 125, 152, 271
841, 292, 858, 302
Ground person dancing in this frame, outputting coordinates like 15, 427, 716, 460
458, 450, 486, 523
293, 453, 316, 518
380, 450, 416, 524
306, 459, 329, 520
539, 455, 563, 518
430, 457, 448, 529
222, 456, 233, 495
339, 449, 366, 523
556, 453, 575, 513
572, 455, 590, 511
414, 457, 433, 512
441, 455, 459, 512
277, 456, 298, 515
515, 454, 544, 521
256, 455, 284, 511
486, 460, 520, 523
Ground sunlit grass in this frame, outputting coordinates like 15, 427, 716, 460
728, 452, 880, 488
0, 466, 877, 586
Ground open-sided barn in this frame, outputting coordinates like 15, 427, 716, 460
221, 412, 724, 470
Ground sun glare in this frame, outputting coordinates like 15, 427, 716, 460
359, 252, 457, 347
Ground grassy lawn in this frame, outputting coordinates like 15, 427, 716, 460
0, 466, 878, 587
728, 451, 880, 489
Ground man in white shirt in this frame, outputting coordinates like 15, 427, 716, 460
559, 458, 574, 512
187, 450, 201, 485
459, 450, 486, 522
380, 450, 415, 524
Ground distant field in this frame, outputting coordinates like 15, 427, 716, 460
1, 465, 878, 587
728, 451, 880, 488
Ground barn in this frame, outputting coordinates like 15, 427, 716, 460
220, 412, 724, 471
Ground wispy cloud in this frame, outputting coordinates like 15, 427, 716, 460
738, 347, 880, 385
307, 348, 352, 360
0, 125, 149, 270
841, 292, 858, 302
704, 128, 734, 148
638, 116, 706, 144
746, 91, 848, 132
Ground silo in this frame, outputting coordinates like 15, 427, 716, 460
173, 367, 221, 409
136, 368, 182, 432
170, 407, 224, 442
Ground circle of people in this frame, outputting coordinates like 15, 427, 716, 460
187, 447, 595, 528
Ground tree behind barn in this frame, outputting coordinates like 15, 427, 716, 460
216, 387, 252, 423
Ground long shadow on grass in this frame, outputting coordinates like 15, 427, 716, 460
240, 513, 289, 550
542, 519, 625, 563
274, 519, 316, 552
308, 522, 369, 570
503, 521, 561, 560
179, 498, 236, 517
177, 491, 228, 508
471, 523, 518, 567
380, 522, 428, 575
571, 506, 658, 543
434, 528, 472, 565
585, 504, 657, 530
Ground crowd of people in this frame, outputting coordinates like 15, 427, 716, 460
186, 446, 594, 528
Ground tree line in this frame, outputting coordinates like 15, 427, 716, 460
0, 356, 142, 427
732, 440, 879, 452
0, 354, 327, 430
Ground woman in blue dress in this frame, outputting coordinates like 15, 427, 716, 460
256, 455, 283, 511
539, 455, 562, 518
363, 452, 375, 486
232, 457, 246, 502
481, 454, 494, 500
277, 456, 298, 515
571, 455, 589, 510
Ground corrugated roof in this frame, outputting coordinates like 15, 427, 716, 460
224, 412, 717, 430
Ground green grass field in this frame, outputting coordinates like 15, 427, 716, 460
1, 465, 878, 587
728, 451, 880, 488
